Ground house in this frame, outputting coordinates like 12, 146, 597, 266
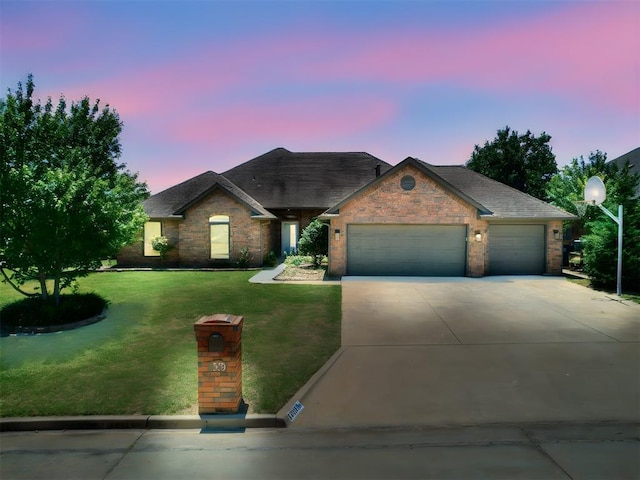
117, 148, 575, 277
608, 146, 640, 197
117, 148, 392, 268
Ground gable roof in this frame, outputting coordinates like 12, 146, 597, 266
422, 162, 575, 220
223, 147, 392, 209
143, 171, 275, 219
323, 157, 575, 220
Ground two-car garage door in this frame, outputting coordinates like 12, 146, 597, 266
346, 223, 546, 276
347, 225, 467, 276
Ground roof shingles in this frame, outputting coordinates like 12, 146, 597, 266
143, 171, 275, 219
421, 162, 575, 219
223, 148, 392, 209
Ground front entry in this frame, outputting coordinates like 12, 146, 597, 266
281, 221, 299, 255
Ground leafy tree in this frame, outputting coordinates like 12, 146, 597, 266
466, 126, 557, 200
297, 219, 328, 267
546, 151, 640, 291
0, 75, 149, 304
546, 151, 610, 237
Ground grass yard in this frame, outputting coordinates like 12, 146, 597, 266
0, 271, 341, 416
566, 278, 640, 304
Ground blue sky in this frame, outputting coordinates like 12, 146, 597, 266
2, 0, 638, 193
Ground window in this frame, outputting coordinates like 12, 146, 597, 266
144, 222, 162, 256
210, 215, 230, 259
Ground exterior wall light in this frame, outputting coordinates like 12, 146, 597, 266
475, 231, 482, 242
553, 229, 560, 240
334, 229, 341, 241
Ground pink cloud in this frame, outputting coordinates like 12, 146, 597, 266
168, 94, 397, 146
0, 4, 90, 54
296, 3, 638, 113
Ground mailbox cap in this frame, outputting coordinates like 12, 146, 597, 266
195, 314, 243, 326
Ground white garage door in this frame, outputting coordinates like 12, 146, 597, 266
489, 225, 545, 275
347, 224, 467, 276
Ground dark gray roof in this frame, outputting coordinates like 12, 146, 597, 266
610, 146, 640, 171
223, 147, 392, 209
323, 157, 575, 220
421, 162, 576, 220
609, 147, 640, 196
143, 171, 275, 219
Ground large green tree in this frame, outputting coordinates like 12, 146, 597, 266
546, 151, 640, 291
466, 126, 557, 201
546, 151, 611, 237
0, 75, 149, 304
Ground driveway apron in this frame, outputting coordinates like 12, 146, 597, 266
281, 276, 640, 429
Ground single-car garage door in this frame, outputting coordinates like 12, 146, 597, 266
489, 224, 545, 275
347, 224, 467, 276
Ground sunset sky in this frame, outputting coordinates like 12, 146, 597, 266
2, 0, 639, 193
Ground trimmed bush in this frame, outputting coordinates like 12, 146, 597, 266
297, 219, 328, 267
0, 293, 108, 330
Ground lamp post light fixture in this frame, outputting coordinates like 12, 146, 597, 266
584, 176, 623, 297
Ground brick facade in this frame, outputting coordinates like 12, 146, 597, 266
118, 161, 566, 275
117, 218, 181, 267
327, 164, 561, 277
118, 191, 274, 267
546, 220, 564, 275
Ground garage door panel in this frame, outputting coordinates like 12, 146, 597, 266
489, 225, 545, 275
347, 225, 466, 276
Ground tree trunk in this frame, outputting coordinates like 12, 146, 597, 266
53, 275, 61, 306
38, 272, 49, 301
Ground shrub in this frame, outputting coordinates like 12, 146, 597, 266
582, 206, 640, 293
298, 219, 329, 267
151, 235, 174, 258
265, 251, 278, 267
237, 247, 252, 268
0, 293, 108, 331
284, 255, 310, 267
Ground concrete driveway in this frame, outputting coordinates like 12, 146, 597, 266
281, 276, 640, 428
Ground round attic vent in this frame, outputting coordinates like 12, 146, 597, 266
400, 175, 416, 191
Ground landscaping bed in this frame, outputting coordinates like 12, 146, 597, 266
275, 265, 328, 281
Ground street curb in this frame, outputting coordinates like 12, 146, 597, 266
0, 414, 286, 432
277, 347, 347, 426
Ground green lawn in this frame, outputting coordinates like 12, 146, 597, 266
567, 278, 640, 304
0, 271, 341, 416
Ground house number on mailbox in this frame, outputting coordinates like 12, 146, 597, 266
209, 361, 227, 372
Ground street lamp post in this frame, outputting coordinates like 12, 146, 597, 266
584, 176, 623, 297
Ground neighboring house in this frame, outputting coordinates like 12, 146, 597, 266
608, 146, 640, 197
117, 148, 575, 277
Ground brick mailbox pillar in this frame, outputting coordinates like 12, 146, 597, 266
194, 314, 244, 414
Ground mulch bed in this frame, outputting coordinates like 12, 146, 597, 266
274, 265, 327, 281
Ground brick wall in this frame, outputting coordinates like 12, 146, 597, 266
116, 218, 180, 267
179, 190, 266, 267
546, 220, 564, 274
328, 165, 488, 276
117, 192, 271, 267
